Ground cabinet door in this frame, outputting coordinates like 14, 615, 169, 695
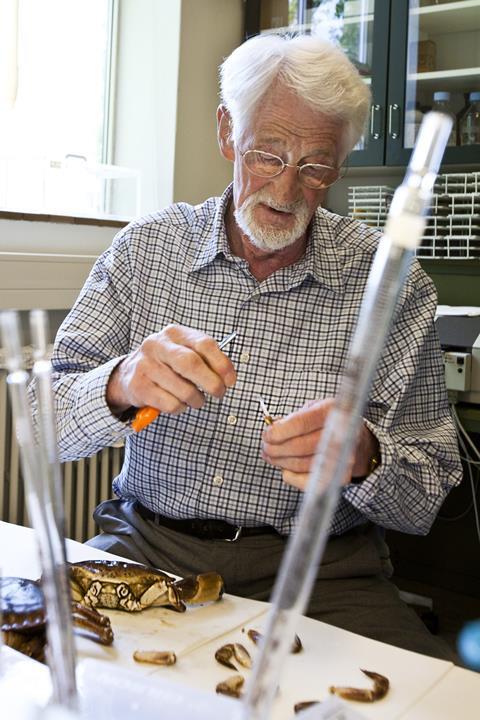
386, 0, 480, 166
244, 0, 391, 167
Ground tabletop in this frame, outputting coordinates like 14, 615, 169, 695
1, 521, 479, 719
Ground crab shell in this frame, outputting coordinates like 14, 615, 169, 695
1, 577, 45, 632
1, 576, 113, 662
1, 577, 46, 661
69, 560, 224, 613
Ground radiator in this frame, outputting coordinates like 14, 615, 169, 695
0, 369, 123, 543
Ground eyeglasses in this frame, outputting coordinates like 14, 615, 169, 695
241, 149, 342, 190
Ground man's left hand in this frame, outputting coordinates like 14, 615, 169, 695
261, 398, 379, 490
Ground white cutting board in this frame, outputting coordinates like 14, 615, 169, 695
0, 522, 460, 719
74, 593, 269, 670
0, 520, 269, 670
166, 612, 454, 720
398, 666, 480, 720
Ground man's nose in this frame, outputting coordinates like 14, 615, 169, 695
271, 163, 301, 203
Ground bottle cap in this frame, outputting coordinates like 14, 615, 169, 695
469, 91, 480, 102
433, 91, 450, 101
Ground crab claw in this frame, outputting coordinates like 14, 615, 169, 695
71, 602, 114, 645
216, 674, 244, 699
215, 643, 252, 670
174, 572, 224, 605
329, 668, 389, 702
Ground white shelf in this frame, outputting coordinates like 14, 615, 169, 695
408, 66, 480, 92
259, 14, 373, 35
342, 13, 374, 25
411, 0, 480, 35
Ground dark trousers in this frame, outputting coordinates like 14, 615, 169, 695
87, 499, 454, 662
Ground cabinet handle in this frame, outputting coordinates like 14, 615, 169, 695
388, 104, 401, 139
369, 104, 382, 140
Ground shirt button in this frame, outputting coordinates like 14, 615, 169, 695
213, 474, 224, 487
240, 352, 250, 363
227, 414, 237, 426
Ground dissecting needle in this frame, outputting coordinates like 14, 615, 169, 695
131, 330, 237, 432
257, 395, 274, 425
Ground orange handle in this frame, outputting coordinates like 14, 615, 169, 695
131, 406, 160, 432
131, 331, 237, 433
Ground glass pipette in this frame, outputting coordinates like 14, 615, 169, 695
1, 310, 78, 711
242, 111, 454, 720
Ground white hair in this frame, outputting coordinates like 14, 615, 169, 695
220, 34, 371, 156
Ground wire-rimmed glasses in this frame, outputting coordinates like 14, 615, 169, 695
241, 149, 343, 190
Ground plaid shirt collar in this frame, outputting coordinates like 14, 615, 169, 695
189, 183, 344, 294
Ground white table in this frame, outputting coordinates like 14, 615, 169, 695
1, 521, 479, 719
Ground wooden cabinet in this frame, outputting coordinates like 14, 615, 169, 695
245, 0, 480, 167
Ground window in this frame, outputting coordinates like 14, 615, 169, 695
0, 0, 138, 218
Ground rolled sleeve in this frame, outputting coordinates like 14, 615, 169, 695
342, 271, 462, 534
28, 228, 134, 460
39, 357, 131, 461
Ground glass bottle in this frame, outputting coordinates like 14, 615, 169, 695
456, 93, 471, 146
431, 92, 457, 146
460, 92, 480, 146
404, 102, 424, 148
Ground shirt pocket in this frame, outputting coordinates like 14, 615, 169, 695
271, 368, 341, 418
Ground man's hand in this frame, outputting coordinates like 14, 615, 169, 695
106, 324, 237, 416
261, 398, 379, 490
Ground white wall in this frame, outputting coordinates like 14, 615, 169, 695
0, 217, 117, 255
174, 0, 243, 204
112, 0, 243, 214
0, 218, 117, 310
0, 251, 98, 311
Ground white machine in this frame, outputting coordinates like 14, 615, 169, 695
436, 316, 480, 402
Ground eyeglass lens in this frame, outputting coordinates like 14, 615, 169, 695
243, 150, 340, 189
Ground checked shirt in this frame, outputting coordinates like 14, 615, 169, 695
44, 184, 462, 536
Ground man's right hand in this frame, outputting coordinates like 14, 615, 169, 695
106, 324, 237, 416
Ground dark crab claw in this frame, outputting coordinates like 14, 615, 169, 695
215, 643, 252, 670
216, 674, 244, 699
329, 668, 389, 702
71, 602, 114, 645
294, 701, 321, 714
174, 572, 224, 605
247, 628, 263, 646
247, 627, 302, 654
291, 634, 303, 654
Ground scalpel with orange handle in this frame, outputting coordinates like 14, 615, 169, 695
130, 331, 237, 432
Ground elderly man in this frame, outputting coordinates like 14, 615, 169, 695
39, 34, 461, 659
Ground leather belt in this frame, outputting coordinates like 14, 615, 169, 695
134, 502, 279, 542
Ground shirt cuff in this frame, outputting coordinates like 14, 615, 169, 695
73, 356, 133, 443
343, 419, 393, 508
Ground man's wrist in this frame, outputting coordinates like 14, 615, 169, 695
106, 358, 131, 416
351, 438, 381, 484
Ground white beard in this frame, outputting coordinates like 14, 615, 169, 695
234, 188, 312, 251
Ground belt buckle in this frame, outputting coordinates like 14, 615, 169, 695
224, 525, 242, 542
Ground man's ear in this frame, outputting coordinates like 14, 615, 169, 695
216, 105, 235, 162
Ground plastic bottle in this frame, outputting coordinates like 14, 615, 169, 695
431, 92, 457, 146
460, 91, 480, 146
